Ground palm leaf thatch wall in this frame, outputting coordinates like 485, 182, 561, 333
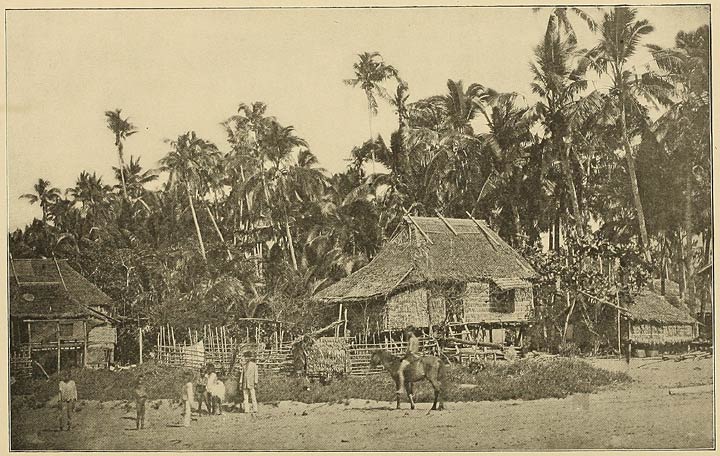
627, 290, 699, 345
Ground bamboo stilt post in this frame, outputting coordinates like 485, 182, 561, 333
617, 291, 621, 357
344, 308, 348, 337
246, 327, 250, 343
83, 321, 88, 368
171, 326, 176, 349
57, 321, 61, 373
139, 324, 143, 365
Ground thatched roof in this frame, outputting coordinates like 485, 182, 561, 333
314, 216, 536, 303
647, 278, 701, 314
628, 290, 697, 325
9, 259, 115, 320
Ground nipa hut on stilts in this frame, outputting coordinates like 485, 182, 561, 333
313, 215, 537, 346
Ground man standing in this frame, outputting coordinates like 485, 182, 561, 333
58, 370, 77, 431
396, 326, 420, 394
240, 351, 259, 415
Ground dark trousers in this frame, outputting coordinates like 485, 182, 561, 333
136, 400, 146, 429
59, 400, 75, 430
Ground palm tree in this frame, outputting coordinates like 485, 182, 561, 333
260, 121, 308, 170
530, 31, 594, 238
389, 79, 410, 175
344, 52, 398, 168
536, 7, 598, 46
649, 24, 710, 305
112, 156, 159, 198
241, 120, 315, 270
68, 171, 111, 212
20, 178, 61, 222
475, 92, 534, 244
105, 109, 138, 199
160, 131, 221, 261
587, 7, 673, 260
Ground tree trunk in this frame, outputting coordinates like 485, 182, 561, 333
187, 186, 207, 260
684, 171, 696, 312
562, 292, 576, 343
554, 195, 562, 253
117, 139, 128, 199
285, 218, 298, 271
367, 96, 376, 173
560, 142, 583, 238
205, 204, 233, 260
620, 102, 651, 262
527, 143, 544, 246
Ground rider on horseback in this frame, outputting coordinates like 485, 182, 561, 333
397, 325, 420, 394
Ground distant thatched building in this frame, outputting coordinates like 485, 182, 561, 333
314, 216, 537, 342
626, 289, 699, 346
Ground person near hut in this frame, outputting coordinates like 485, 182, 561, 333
181, 371, 194, 427
58, 370, 78, 431
240, 351, 259, 414
196, 364, 212, 415
396, 326, 421, 394
206, 366, 225, 415
133, 376, 148, 429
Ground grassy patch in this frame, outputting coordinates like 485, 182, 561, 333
11, 362, 192, 407
11, 358, 630, 407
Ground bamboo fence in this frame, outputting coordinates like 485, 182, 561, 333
155, 324, 440, 377
10, 352, 32, 378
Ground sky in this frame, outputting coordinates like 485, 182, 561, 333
6, 5, 710, 230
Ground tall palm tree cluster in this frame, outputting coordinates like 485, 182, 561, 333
10, 8, 710, 355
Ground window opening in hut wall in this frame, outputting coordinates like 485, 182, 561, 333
491, 287, 515, 313
60, 323, 74, 338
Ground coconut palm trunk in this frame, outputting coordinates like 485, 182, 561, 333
683, 171, 696, 308
116, 137, 129, 199
285, 218, 298, 270
187, 185, 207, 260
552, 132, 583, 238
620, 101, 651, 261
205, 204, 233, 260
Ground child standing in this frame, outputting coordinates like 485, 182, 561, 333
181, 372, 194, 427
133, 376, 148, 429
240, 351, 259, 414
58, 370, 77, 431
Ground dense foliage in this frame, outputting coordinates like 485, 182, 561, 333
10, 8, 710, 359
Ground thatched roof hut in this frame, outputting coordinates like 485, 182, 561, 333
627, 289, 698, 345
314, 215, 537, 334
9, 259, 117, 372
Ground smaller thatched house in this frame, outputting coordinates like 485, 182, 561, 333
626, 289, 699, 346
9, 258, 118, 374
314, 215, 537, 342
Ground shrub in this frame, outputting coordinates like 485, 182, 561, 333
11, 358, 630, 406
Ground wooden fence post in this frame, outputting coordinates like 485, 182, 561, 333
56, 321, 62, 373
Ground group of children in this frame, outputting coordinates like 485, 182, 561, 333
180, 350, 260, 427
56, 351, 260, 431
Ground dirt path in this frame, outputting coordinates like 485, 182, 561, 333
11, 358, 714, 451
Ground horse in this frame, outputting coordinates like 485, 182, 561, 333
369, 349, 444, 411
